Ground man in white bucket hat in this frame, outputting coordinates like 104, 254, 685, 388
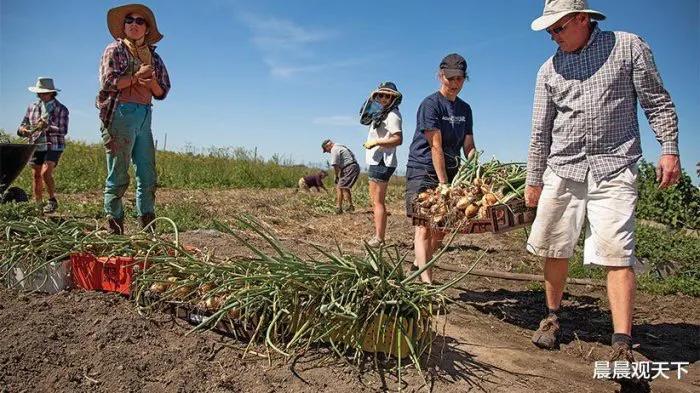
17, 77, 69, 213
525, 0, 680, 383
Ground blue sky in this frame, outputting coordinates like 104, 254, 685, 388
1, 0, 698, 182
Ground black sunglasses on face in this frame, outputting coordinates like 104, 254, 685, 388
124, 16, 147, 26
375, 93, 392, 100
546, 15, 576, 35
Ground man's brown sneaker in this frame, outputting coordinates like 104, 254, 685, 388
531, 314, 561, 350
609, 342, 651, 392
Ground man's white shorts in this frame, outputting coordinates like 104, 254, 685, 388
526, 165, 638, 267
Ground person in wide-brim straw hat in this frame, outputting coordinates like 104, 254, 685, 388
530, 0, 605, 31
107, 3, 163, 45
17, 77, 70, 213
97, 3, 171, 235
525, 2, 680, 390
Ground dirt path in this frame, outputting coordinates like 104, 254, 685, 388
2, 188, 698, 392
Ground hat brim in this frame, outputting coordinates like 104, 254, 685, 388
373, 88, 400, 96
28, 87, 60, 93
531, 10, 606, 31
442, 69, 466, 78
107, 4, 163, 45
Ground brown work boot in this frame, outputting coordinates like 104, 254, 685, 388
609, 342, 651, 392
531, 314, 561, 350
138, 212, 156, 232
107, 217, 124, 235
43, 198, 58, 214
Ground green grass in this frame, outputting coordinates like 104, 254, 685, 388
568, 224, 700, 296
5, 135, 315, 193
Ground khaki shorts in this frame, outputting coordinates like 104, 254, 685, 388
526, 166, 638, 267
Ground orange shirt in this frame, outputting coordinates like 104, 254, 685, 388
119, 81, 152, 105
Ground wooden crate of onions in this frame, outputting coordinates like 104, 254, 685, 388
413, 151, 535, 234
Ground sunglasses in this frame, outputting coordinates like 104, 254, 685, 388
124, 16, 147, 26
546, 14, 576, 35
375, 93, 393, 100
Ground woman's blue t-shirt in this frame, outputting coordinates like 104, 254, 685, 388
407, 91, 473, 174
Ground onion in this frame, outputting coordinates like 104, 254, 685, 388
227, 308, 240, 319
199, 283, 215, 295
173, 285, 193, 299
465, 204, 479, 218
205, 296, 221, 311
482, 193, 498, 206
456, 196, 471, 210
149, 282, 167, 293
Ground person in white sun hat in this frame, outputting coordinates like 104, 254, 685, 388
17, 77, 69, 214
526, 0, 680, 388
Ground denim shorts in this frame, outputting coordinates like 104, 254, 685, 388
368, 160, 396, 183
404, 166, 457, 217
29, 150, 62, 166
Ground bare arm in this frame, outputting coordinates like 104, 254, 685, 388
375, 132, 403, 148
462, 134, 475, 157
333, 166, 340, 184
425, 129, 448, 184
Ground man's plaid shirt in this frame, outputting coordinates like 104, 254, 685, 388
527, 25, 679, 186
18, 99, 69, 151
96, 39, 170, 129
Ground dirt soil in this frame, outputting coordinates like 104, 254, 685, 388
2, 188, 698, 392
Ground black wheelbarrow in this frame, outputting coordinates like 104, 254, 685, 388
0, 143, 38, 203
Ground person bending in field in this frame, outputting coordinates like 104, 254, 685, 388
297, 171, 329, 193
321, 139, 360, 214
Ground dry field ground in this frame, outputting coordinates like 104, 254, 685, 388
1, 188, 698, 392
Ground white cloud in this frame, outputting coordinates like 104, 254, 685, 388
243, 14, 333, 53
240, 13, 363, 78
312, 115, 358, 127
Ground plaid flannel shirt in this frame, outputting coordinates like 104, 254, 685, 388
96, 39, 171, 129
18, 99, 69, 151
527, 25, 679, 186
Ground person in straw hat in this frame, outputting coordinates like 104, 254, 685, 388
17, 77, 69, 213
404, 53, 476, 284
97, 3, 171, 234
525, 0, 680, 384
360, 81, 403, 247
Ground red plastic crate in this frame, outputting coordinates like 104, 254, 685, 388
70, 253, 144, 295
